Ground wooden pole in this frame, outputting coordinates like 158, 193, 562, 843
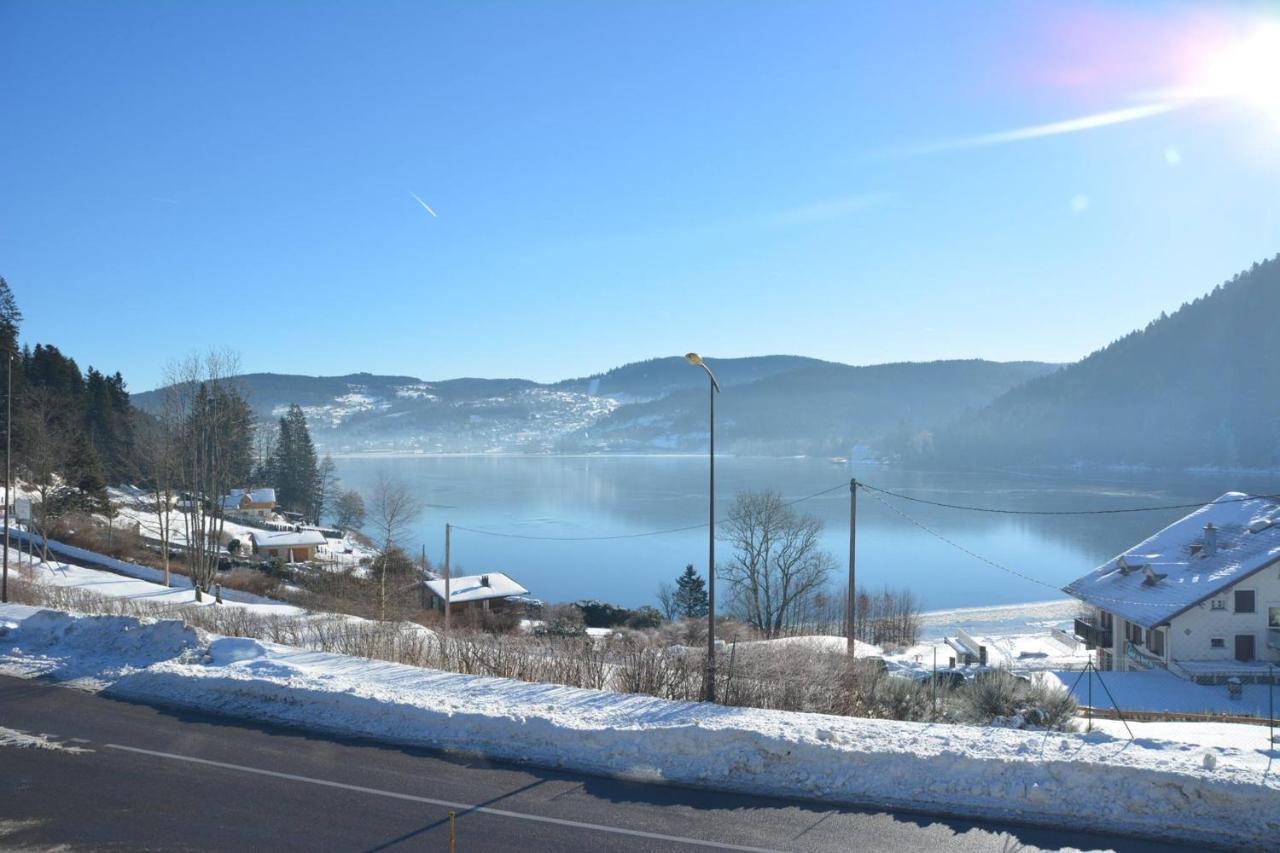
846, 478, 856, 653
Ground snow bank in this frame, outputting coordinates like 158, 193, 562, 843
1, 605, 1275, 847
0, 608, 199, 681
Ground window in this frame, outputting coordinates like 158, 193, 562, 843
1127, 623, 1143, 646
1210, 599, 1226, 611
1234, 590, 1256, 613
1269, 607, 1280, 628
1148, 629, 1165, 657
1211, 637, 1226, 649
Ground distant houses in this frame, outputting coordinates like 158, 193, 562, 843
221, 488, 277, 518
1065, 492, 1280, 682
425, 572, 529, 614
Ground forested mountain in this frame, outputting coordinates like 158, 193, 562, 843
138, 357, 1056, 456
556, 356, 828, 402
563, 360, 1058, 456
935, 254, 1280, 470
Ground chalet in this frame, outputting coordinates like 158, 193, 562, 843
425, 572, 528, 614
249, 529, 326, 563
1065, 492, 1280, 682
221, 488, 277, 518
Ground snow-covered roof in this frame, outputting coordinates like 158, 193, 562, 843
425, 573, 528, 604
1064, 492, 1280, 629
223, 488, 276, 509
250, 529, 326, 548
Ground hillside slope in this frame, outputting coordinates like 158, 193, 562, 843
936, 255, 1280, 469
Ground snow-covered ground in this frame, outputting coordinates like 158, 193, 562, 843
917, 598, 1079, 640
107, 486, 378, 570
1047, 667, 1280, 718
7, 548, 304, 617
0, 604, 1275, 848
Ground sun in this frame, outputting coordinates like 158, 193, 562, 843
1188, 23, 1280, 126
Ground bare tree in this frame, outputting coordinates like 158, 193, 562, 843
720, 490, 835, 638
331, 489, 366, 531
313, 454, 337, 525
167, 351, 253, 601
17, 387, 67, 563
136, 403, 180, 586
368, 473, 423, 620
656, 582, 678, 620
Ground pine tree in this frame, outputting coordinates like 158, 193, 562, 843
270, 404, 319, 518
673, 564, 709, 618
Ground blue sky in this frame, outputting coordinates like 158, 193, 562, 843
3, 1, 1279, 391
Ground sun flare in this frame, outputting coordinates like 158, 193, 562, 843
1185, 23, 1280, 126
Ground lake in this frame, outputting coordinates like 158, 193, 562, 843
332, 455, 1278, 612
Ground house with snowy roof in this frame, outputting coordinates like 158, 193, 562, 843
221, 488, 277, 518
1065, 492, 1280, 682
249, 529, 326, 563
425, 572, 529, 614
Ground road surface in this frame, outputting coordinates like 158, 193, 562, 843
0, 676, 1202, 852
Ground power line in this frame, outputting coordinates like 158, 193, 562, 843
858, 483, 1182, 609
857, 482, 1280, 517
450, 481, 849, 541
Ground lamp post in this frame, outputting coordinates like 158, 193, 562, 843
685, 352, 720, 702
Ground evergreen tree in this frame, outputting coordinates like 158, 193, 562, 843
270, 404, 319, 519
0, 276, 21, 357
673, 564, 709, 618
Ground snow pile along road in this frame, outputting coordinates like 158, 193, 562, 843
1, 605, 1276, 848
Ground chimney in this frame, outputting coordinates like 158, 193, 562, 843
1204, 522, 1218, 558
480, 575, 490, 587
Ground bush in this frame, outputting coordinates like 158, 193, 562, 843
575, 599, 631, 628
625, 606, 664, 630
538, 603, 586, 637
955, 670, 1076, 730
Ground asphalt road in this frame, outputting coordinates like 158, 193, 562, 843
0, 676, 1205, 852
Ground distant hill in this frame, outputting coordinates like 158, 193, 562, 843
136, 356, 1058, 456
555, 355, 829, 402
935, 254, 1280, 470
562, 360, 1059, 456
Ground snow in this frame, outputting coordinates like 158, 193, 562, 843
0, 724, 92, 753
1047, 668, 1280, 718
249, 529, 327, 549
737, 635, 883, 657
1065, 492, 1280, 628
1, 604, 1276, 847
12, 554, 305, 617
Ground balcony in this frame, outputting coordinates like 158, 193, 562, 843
1074, 617, 1112, 650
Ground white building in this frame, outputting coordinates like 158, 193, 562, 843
1065, 492, 1280, 682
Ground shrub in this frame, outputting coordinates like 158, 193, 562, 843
625, 605, 664, 630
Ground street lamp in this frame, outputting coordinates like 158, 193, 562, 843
685, 352, 720, 702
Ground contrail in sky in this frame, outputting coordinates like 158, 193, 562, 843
904, 101, 1184, 155
410, 191, 438, 218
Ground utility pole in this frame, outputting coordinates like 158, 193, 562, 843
2, 352, 10, 604
706, 369, 716, 702
846, 477, 856, 653
443, 523, 451, 638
